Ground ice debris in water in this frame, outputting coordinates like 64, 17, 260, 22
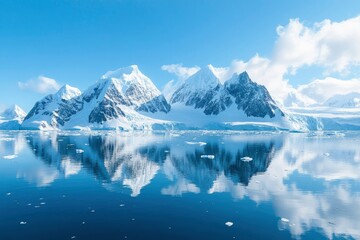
120, 204, 125, 207
0, 138, 15, 142
20, 221, 27, 225
200, 155, 215, 159
225, 222, 233, 227
2, 155, 18, 159
281, 218, 290, 223
185, 141, 207, 146
76, 149, 84, 154
324, 153, 330, 157
241, 156, 253, 162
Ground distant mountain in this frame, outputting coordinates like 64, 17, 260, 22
22, 65, 172, 130
170, 65, 283, 118
22, 84, 82, 129
283, 89, 317, 108
323, 92, 360, 108
6, 64, 360, 132
0, 105, 27, 130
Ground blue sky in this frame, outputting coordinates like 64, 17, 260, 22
1, 0, 360, 111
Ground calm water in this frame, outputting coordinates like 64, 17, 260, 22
0, 131, 360, 240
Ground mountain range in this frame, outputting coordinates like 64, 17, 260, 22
1, 65, 360, 131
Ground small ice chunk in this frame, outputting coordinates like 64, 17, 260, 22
281, 218, 290, 223
323, 153, 330, 157
76, 149, 84, 154
185, 141, 207, 146
71, 236, 76, 239
40, 202, 46, 205
225, 222, 233, 227
3, 155, 18, 160
20, 221, 27, 225
6, 192, 11, 196
91, 210, 95, 213
200, 155, 215, 159
241, 157, 253, 162
119, 204, 125, 207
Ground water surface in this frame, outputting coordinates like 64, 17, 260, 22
1, 131, 359, 240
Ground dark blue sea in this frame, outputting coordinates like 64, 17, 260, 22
1, 131, 359, 240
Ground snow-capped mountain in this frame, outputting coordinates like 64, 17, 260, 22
283, 89, 317, 107
323, 92, 360, 108
63, 65, 171, 130
170, 65, 221, 108
22, 65, 173, 130
0, 105, 27, 130
170, 66, 283, 118
13, 64, 360, 132
22, 84, 82, 129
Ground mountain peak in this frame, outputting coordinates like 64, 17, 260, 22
226, 71, 251, 85
55, 84, 82, 100
324, 92, 360, 108
184, 65, 221, 90
1, 104, 26, 120
101, 65, 140, 80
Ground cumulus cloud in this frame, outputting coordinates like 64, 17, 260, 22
161, 64, 200, 80
18, 75, 60, 94
274, 16, 360, 73
297, 77, 360, 103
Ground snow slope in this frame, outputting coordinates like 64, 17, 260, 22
323, 92, 360, 108
0, 105, 27, 130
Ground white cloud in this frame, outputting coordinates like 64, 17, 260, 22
297, 77, 360, 103
161, 64, 200, 80
274, 16, 360, 73
18, 75, 60, 94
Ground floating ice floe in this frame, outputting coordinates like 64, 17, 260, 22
76, 149, 84, 154
281, 218, 290, 223
0, 138, 15, 142
19, 221, 27, 225
119, 204, 125, 207
2, 155, 18, 160
225, 222, 233, 227
185, 141, 207, 146
240, 156, 253, 162
200, 155, 215, 159
323, 152, 330, 157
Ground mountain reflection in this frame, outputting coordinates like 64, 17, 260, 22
25, 132, 279, 195
3, 131, 360, 239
